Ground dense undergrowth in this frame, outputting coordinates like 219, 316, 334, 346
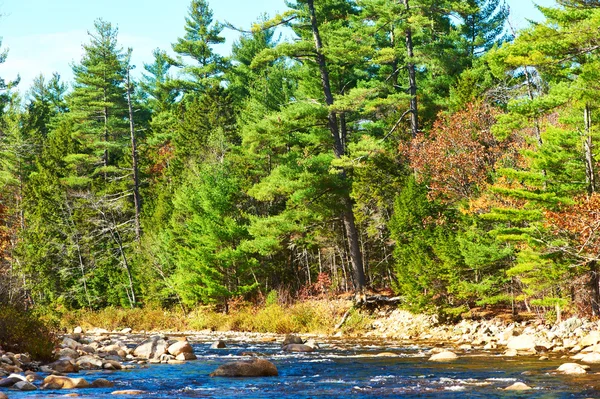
0, 304, 57, 361
54, 300, 373, 336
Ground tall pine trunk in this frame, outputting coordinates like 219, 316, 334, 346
403, 0, 418, 138
126, 67, 142, 242
307, 0, 366, 298
584, 104, 595, 195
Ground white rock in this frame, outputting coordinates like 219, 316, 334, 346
507, 334, 536, 351
505, 382, 532, 391
579, 331, 600, 348
428, 351, 458, 362
557, 363, 587, 374
73, 326, 83, 334
581, 352, 600, 364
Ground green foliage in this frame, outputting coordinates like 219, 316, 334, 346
0, 304, 57, 361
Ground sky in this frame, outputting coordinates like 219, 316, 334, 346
1, 0, 556, 93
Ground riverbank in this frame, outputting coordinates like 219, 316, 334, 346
55, 299, 600, 360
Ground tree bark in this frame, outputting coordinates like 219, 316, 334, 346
307, 0, 366, 299
126, 68, 142, 242
584, 103, 595, 195
403, 0, 418, 138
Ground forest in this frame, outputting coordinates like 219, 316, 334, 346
1, 0, 599, 322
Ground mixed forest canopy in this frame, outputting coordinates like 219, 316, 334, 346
1, 0, 600, 321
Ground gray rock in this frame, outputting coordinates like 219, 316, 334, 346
48, 359, 78, 373
14, 380, 37, 391
282, 344, 314, 353
0, 376, 22, 387
210, 358, 278, 377
76, 355, 104, 369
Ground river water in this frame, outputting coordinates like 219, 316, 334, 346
5, 336, 600, 398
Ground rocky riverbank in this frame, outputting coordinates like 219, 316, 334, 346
3, 305, 600, 394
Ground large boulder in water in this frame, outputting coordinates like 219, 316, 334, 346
42, 375, 90, 389
168, 340, 194, 356
133, 336, 168, 359
282, 344, 314, 353
210, 359, 278, 377
557, 363, 588, 374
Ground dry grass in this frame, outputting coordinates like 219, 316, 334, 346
58, 299, 366, 335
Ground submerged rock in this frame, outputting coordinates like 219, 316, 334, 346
210, 359, 278, 377
428, 351, 458, 362
91, 378, 115, 388
505, 382, 532, 391
0, 392, 7, 399
111, 390, 146, 395
282, 344, 314, 353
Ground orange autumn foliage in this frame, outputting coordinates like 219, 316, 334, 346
545, 194, 600, 263
402, 103, 507, 204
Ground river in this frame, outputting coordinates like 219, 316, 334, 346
5, 336, 600, 398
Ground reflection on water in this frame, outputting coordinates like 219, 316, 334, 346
5, 337, 600, 398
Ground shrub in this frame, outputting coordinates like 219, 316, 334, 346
0, 304, 57, 361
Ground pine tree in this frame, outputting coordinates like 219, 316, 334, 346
170, 0, 227, 92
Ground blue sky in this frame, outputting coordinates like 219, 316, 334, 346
1, 0, 555, 92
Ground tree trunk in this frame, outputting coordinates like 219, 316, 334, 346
403, 0, 418, 138
584, 103, 595, 195
126, 68, 142, 242
307, 0, 366, 299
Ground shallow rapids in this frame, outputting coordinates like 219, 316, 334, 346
6, 336, 600, 398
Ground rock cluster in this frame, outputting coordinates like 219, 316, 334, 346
369, 311, 600, 361
0, 328, 200, 393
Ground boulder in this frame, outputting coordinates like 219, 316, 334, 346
103, 360, 122, 370
557, 363, 587, 374
58, 348, 80, 359
428, 351, 459, 362
111, 390, 146, 395
282, 344, 314, 353
133, 337, 168, 359
76, 355, 103, 370
507, 334, 536, 351
579, 331, 600, 348
210, 340, 226, 349
0, 392, 7, 399
581, 352, 600, 364
210, 358, 278, 377
282, 334, 303, 346
62, 337, 81, 350
73, 326, 83, 334
42, 375, 90, 389
0, 376, 22, 387
14, 381, 37, 391
168, 341, 194, 356
120, 328, 132, 334
505, 382, 532, 391
48, 359, 78, 373
91, 378, 115, 388
504, 349, 518, 357
176, 352, 197, 361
